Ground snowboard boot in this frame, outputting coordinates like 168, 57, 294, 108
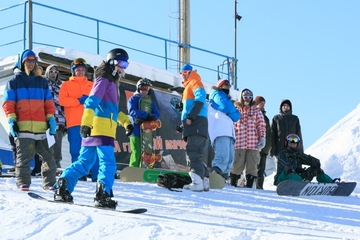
256, 175, 264, 190
245, 174, 257, 188
229, 173, 240, 187
183, 172, 204, 192
141, 119, 162, 131
54, 178, 73, 203
94, 182, 118, 209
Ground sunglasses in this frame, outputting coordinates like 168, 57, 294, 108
49, 70, 59, 74
180, 70, 191, 75
243, 95, 253, 100
139, 86, 150, 91
114, 60, 129, 69
73, 58, 87, 65
287, 136, 300, 143
24, 59, 36, 63
222, 82, 230, 87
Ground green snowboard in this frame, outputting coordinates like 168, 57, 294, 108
120, 167, 225, 189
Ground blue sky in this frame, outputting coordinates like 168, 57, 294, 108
1, 0, 360, 149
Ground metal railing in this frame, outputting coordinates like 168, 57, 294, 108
0, 1, 238, 87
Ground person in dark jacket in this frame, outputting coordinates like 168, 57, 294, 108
270, 99, 303, 158
176, 63, 209, 192
254, 96, 271, 189
274, 134, 336, 185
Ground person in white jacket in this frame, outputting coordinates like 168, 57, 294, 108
208, 79, 240, 180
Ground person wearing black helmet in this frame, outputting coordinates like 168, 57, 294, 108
54, 48, 133, 209
274, 134, 338, 185
127, 78, 160, 167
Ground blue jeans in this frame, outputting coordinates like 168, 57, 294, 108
211, 136, 235, 175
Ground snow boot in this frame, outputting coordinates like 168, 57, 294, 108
203, 177, 210, 192
54, 178, 73, 203
94, 182, 117, 209
229, 173, 240, 187
183, 172, 204, 192
246, 174, 257, 188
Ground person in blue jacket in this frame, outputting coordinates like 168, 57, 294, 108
208, 79, 240, 180
127, 78, 160, 167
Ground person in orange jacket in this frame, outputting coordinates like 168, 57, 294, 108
59, 58, 98, 180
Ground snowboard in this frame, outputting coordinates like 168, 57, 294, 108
276, 180, 357, 197
120, 167, 225, 189
139, 95, 162, 168
27, 192, 147, 214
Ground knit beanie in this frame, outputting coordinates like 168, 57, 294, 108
21, 49, 36, 63
180, 63, 193, 72
255, 96, 266, 105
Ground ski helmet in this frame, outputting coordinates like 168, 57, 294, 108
70, 58, 87, 75
106, 48, 129, 66
285, 134, 301, 151
136, 78, 152, 90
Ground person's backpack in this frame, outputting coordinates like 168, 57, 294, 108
157, 173, 192, 191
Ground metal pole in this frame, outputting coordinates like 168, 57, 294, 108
234, 0, 237, 89
234, 0, 242, 90
28, 0, 33, 49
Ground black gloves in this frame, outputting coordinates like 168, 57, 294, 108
134, 118, 145, 125
146, 114, 157, 121
125, 124, 134, 137
80, 125, 91, 138
174, 102, 183, 112
175, 125, 183, 133
95, 61, 118, 82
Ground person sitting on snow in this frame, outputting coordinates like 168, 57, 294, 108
274, 134, 340, 185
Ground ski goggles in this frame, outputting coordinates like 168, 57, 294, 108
73, 58, 87, 65
286, 135, 300, 143
114, 60, 129, 69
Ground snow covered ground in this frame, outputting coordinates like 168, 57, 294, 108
0, 175, 359, 240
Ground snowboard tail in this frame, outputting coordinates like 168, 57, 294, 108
120, 167, 225, 189
276, 180, 356, 196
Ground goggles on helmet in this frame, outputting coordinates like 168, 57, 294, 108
286, 134, 300, 143
114, 60, 129, 69
73, 58, 87, 65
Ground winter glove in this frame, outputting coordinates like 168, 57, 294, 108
284, 165, 294, 174
125, 124, 134, 137
174, 101, 183, 112
175, 125, 183, 133
78, 95, 88, 105
146, 114, 157, 121
47, 117, 57, 135
134, 117, 145, 125
257, 138, 266, 151
8, 118, 19, 137
95, 61, 118, 82
80, 125, 92, 138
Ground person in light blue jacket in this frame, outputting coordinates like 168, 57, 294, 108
208, 79, 240, 180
